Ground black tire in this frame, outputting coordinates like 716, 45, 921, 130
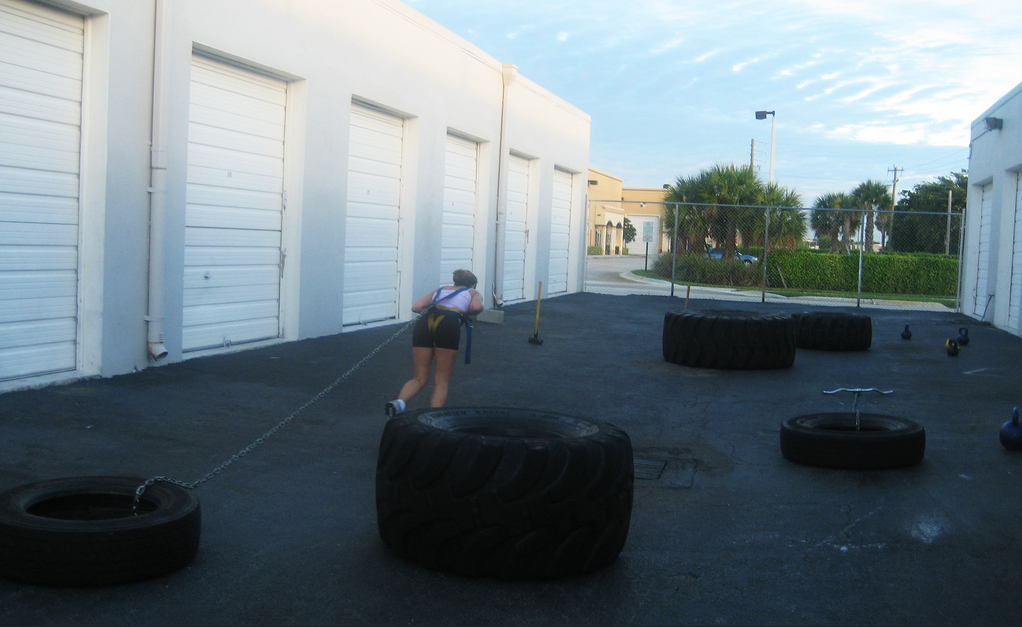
792, 312, 872, 351
780, 413, 925, 469
376, 407, 633, 580
0, 477, 201, 586
662, 309, 797, 370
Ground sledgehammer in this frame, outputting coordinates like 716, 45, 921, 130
529, 281, 543, 345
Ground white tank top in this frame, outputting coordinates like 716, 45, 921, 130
433, 287, 473, 313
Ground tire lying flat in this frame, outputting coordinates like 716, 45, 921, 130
792, 312, 872, 351
0, 476, 201, 586
376, 407, 633, 580
663, 310, 797, 370
780, 413, 925, 469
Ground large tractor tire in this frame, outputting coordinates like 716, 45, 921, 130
780, 413, 925, 469
0, 476, 201, 586
792, 312, 872, 351
663, 309, 797, 370
376, 407, 633, 580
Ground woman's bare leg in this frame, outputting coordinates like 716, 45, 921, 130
429, 348, 459, 407
398, 346, 434, 403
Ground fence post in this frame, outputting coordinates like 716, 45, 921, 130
856, 211, 865, 307
670, 203, 679, 297
761, 208, 770, 303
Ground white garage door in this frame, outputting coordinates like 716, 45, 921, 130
548, 168, 572, 294
441, 134, 477, 285
0, 0, 83, 381
503, 155, 530, 302
1008, 173, 1022, 333
183, 55, 287, 352
344, 103, 403, 326
975, 182, 993, 319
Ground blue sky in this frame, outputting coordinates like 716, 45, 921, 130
407, 0, 1021, 204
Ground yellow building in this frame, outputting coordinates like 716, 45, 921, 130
587, 168, 669, 254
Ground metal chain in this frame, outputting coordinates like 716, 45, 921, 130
133, 316, 418, 509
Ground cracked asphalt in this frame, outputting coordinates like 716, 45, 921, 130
1, 271, 1020, 625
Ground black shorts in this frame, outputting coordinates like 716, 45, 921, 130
412, 311, 461, 350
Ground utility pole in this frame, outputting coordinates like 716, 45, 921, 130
887, 166, 902, 250
750, 139, 755, 170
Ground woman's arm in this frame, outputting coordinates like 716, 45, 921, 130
467, 289, 484, 315
411, 290, 438, 313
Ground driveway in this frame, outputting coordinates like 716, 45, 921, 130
1, 291, 1020, 625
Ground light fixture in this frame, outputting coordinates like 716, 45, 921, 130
985, 117, 1003, 131
755, 110, 776, 184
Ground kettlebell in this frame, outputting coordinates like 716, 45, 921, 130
945, 338, 959, 356
1000, 407, 1022, 451
957, 327, 970, 346
901, 324, 912, 340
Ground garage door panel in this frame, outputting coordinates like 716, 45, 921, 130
187, 188, 284, 218
0, 220, 76, 245
344, 104, 402, 326
0, 316, 75, 349
182, 317, 280, 352
184, 55, 286, 352
344, 215, 398, 246
0, 269, 75, 300
183, 299, 279, 326
187, 121, 284, 161
0, 30, 81, 78
348, 155, 402, 183
0, 245, 76, 270
343, 271, 398, 296
0, 192, 76, 224
186, 201, 284, 230
0, 294, 76, 324
0, 0, 82, 45
187, 143, 283, 180
185, 246, 280, 267
184, 265, 279, 290
0, 0, 81, 381
183, 282, 280, 308
0, 341, 74, 381
0, 164, 78, 196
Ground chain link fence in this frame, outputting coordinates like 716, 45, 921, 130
585, 201, 963, 312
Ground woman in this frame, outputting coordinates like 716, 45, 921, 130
385, 269, 484, 416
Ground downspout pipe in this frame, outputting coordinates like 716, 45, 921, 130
146, 0, 170, 361
491, 63, 517, 309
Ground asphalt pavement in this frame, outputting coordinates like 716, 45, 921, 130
1, 259, 1020, 626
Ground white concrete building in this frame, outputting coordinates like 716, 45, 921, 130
962, 80, 1022, 336
0, 0, 591, 390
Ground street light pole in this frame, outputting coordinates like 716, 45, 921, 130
755, 110, 776, 185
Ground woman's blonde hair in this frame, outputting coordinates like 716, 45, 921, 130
452, 269, 477, 288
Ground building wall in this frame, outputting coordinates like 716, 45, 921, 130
962, 80, 1022, 335
622, 187, 669, 253
586, 168, 624, 253
0, 0, 590, 391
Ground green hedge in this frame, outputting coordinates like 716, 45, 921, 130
764, 249, 958, 296
653, 249, 958, 296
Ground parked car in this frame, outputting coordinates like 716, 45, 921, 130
705, 247, 759, 264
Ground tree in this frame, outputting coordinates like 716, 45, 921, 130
704, 163, 764, 259
851, 180, 891, 253
663, 171, 713, 254
811, 193, 858, 254
890, 170, 967, 254
623, 217, 636, 245
757, 184, 806, 251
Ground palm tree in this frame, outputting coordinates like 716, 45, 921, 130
812, 193, 857, 253
851, 180, 891, 253
757, 184, 806, 251
704, 163, 763, 259
663, 171, 713, 254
